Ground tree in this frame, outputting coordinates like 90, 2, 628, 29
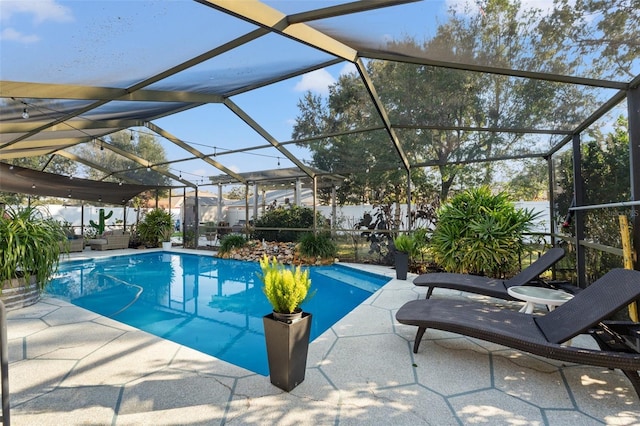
555, 117, 630, 218
292, 0, 601, 208
504, 159, 548, 200
225, 185, 252, 200
554, 116, 630, 279
539, 0, 640, 80
73, 130, 170, 206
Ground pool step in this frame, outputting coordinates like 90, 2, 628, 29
313, 269, 380, 293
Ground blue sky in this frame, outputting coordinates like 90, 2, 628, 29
3, 0, 609, 186
1, 0, 381, 182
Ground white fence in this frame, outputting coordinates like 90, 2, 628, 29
29, 200, 550, 235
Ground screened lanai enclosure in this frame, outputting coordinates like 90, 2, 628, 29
1, 0, 639, 285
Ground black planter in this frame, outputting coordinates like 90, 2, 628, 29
395, 251, 409, 280
263, 311, 312, 392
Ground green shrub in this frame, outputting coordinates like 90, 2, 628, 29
252, 206, 326, 242
298, 232, 337, 259
430, 186, 540, 277
412, 228, 430, 256
218, 234, 247, 254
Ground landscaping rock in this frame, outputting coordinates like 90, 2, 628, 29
216, 240, 334, 265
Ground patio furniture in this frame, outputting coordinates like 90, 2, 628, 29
396, 268, 640, 398
413, 247, 565, 300
88, 230, 130, 251
60, 237, 84, 253
507, 285, 574, 313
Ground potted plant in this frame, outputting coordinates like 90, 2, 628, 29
137, 208, 173, 249
393, 233, 415, 280
0, 206, 66, 309
259, 254, 313, 392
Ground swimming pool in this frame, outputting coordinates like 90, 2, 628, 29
47, 252, 390, 375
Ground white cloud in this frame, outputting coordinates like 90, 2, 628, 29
294, 68, 336, 96
1, 0, 73, 24
339, 63, 357, 77
0, 27, 39, 43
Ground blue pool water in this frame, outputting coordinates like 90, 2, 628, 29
47, 252, 389, 375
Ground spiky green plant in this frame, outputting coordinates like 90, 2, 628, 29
430, 186, 540, 277
259, 255, 312, 314
0, 206, 66, 291
218, 234, 247, 254
298, 232, 336, 260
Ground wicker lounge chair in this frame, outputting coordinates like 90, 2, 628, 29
396, 268, 640, 397
413, 247, 565, 300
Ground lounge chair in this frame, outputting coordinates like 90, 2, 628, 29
396, 268, 640, 397
413, 247, 565, 300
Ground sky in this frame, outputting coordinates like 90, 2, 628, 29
1, 0, 625, 188
1, 0, 380, 183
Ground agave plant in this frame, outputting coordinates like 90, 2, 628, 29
0, 206, 66, 291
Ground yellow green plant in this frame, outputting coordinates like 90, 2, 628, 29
259, 255, 312, 314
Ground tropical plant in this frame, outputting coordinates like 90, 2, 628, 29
137, 208, 173, 247
183, 225, 197, 248
355, 207, 394, 265
259, 255, 313, 314
412, 228, 430, 254
0, 206, 66, 291
298, 232, 336, 260
218, 234, 247, 254
430, 186, 540, 277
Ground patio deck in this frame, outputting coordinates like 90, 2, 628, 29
5, 248, 640, 425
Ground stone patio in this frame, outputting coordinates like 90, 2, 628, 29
4, 248, 640, 425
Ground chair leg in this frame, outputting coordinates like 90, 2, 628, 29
413, 327, 426, 353
426, 288, 434, 299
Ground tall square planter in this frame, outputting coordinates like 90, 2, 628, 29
395, 251, 409, 280
263, 312, 312, 392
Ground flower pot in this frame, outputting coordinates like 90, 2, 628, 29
273, 309, 304, 323
395, 251, 409, 280
263, 311, 312, 392
162, 241, 172, 250
1, 276, 39, 310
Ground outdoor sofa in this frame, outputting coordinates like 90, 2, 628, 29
413, 247, 566, 300
59, 237, 84, 253
88, 230, 130, 251
396, 268, 640, 398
